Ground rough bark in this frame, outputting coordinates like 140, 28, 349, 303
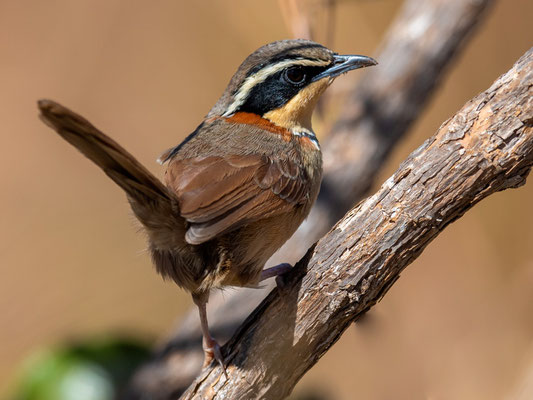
320, 0, 496, 218
179, 48, 533, 399
124, 0, 494, 397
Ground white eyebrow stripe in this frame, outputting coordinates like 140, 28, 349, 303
222, 58, 331, 117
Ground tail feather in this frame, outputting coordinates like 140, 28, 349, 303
38, 99, 184, 246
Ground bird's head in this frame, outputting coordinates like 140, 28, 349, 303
209, 39, 377, 134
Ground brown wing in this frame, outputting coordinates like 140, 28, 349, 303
164, 154, 310, 245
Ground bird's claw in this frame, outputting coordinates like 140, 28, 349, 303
203, 340, 228, 378
275, 273, 289, 290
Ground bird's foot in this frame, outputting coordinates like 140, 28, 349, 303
260, 263, 292, 290
203, 340, 227, 378
275, 273, 288, 290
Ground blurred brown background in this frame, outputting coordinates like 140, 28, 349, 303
1, 0, 532, 398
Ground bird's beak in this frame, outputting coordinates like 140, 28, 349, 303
312, 54, 377, 82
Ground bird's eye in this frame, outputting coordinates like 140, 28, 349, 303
284, 67, 306, 85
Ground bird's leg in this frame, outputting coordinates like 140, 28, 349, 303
259, 262, 292, 288
192, 292, 227, 377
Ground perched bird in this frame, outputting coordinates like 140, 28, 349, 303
38, 39, 376, 373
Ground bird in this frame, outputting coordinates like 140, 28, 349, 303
38, 39, 377, 375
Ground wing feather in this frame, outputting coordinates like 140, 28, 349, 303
164, 154, 310, 245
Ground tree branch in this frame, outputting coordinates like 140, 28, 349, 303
320, 0, 494, 220
123, 0, 495, 397
180, 48, 533, 399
